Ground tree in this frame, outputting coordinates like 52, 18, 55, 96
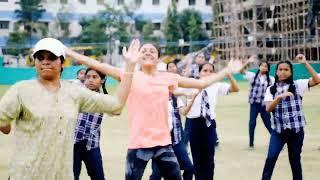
14, 0, 47, 44
179, 9, 209, 51
164, 1, 182, 54
5, 31, 28, 56
142, 21, 157, 42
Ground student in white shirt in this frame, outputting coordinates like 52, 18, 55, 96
186, 63, 239, 180
240, 56, 275, 149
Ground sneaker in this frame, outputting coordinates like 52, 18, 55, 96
248, 145, 254, 151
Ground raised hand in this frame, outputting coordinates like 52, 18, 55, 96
247, 55, 257, 64
279, 92, 294, 99
122, 39, 141, 65
295, 54, 307, 64
228, 59, 243, 73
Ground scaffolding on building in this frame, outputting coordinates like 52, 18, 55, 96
212, 0, 320, 62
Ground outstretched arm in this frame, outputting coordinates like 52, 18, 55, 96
178, 59, 242, 89
66, 48, 122, 81
240, 55, 256, 74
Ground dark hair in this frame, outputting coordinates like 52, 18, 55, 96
166, 61, 177, 70
199, 63, 215, 72
85, 68, 108, 94
76, 68, 86, 76
252, 61, 271, 87
33, 50, 65, 73
270, 61, 295, 96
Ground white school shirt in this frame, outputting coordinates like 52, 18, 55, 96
168, 96, 185, 130
186, 82, 230, 119
264, 79, 309, 102
244, 71, 275, 84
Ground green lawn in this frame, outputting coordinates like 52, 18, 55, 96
0, 83, 320, 179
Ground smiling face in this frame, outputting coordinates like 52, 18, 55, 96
34, 50, 63, 81
139, 43, 160, 69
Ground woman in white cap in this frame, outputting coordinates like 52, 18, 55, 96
0, 37, 138, 180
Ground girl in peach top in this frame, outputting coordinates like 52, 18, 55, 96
67, 39, 242, 180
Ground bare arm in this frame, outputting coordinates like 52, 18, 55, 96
266, 92, 293, 112
179, 90, 199, 116
178, 59, 242, 89
66, 49, 122, 81
226, 73, 240, 92
296, 54, 320, 87
240, 55, 256, 74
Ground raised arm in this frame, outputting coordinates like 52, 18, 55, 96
240, 55, 256, 74
296, 54, 320, 87
226, 72, 240, 92
66, 48, 122, 81
79, 39, 140, 114
178, 59, 242, 89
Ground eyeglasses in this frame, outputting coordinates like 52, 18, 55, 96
35, 53, 59, 61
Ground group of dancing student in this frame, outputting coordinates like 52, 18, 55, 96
0, 37, 319, 180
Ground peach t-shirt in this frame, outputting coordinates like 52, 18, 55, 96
126, 71, 179, 149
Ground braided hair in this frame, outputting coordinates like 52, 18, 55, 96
251, 62, 271, 87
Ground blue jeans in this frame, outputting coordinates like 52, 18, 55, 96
126, 145, 182, 180
249, 103, 272, 147
73, 140, 105, 180
150, 141, 194, 180
262, 129, 304, 180
189, 117, 217, 180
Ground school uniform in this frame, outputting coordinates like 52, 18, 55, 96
244, 71, 275, 147
150, 95, 194, 180
262, 79, 309, 180
186, 82, 230, 180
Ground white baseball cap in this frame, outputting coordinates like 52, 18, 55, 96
32, 38, 66, 59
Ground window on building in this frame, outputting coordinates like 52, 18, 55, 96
205, 22, 212, 30
206, 0, 211, 6
0, 21, 9, 29
60, 0, 67, 4
189, 0, 195, 6
118, 0, 124, 5
152, 0, 160, 5
79, 0, 86, 4
135, 0, 142, 6
153, 23, 161, 30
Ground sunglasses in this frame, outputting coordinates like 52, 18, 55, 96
35, 53, 59, 61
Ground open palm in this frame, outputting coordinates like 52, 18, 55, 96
122, 39, 141, 65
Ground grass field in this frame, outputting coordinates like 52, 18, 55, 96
0, 82, 320, 180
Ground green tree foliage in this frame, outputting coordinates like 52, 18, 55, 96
164, 1, 181, 54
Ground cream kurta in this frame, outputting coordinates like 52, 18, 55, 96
0, 80, 122, 180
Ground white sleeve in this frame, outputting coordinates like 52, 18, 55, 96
294, 79, 309, 96
218, 82, 231, 96
244, 71, 256, 81
270, 76, 275, 85
264, 87, 273, 102
177, 97, 185, 108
